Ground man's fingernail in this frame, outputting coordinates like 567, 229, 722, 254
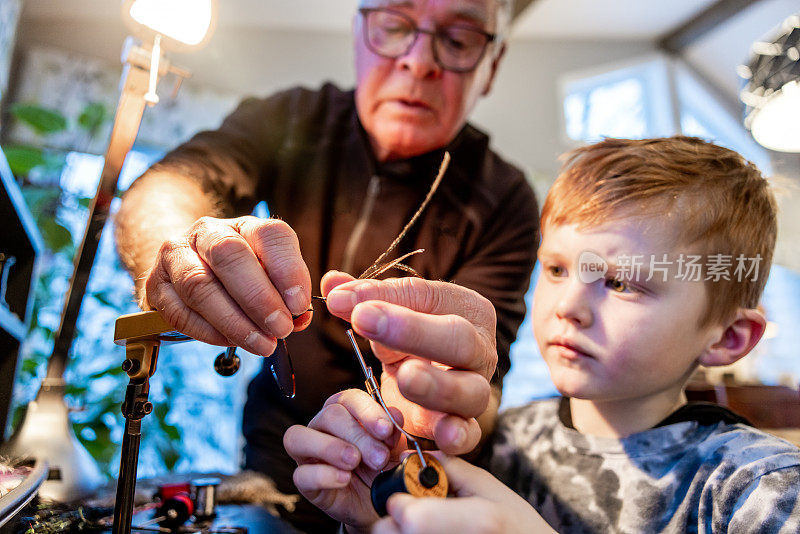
283, 285, 306, 315
326, 289, 357, 313
245, 331, 275, 356
405, 371, 433, 398
376, 418, 393, 437
355, 304, 387, 336
370, 447, 388, 469
342, 446, 359, 466
451, 426, 467, 448
336, 470, 351, 484
265, 310, 292, 339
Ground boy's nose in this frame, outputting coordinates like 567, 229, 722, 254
554, 278, 593, 328
397, 32, 442, 79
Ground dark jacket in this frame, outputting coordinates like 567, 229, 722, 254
147, 83, 539, 531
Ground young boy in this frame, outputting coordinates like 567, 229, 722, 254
285, 136, 800, 533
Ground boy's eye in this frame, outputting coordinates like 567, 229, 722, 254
606, 278, 630, 293
548, 265, 566, 277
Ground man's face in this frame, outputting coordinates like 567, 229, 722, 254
532, 218, 724, 406
354, 0, 503, 161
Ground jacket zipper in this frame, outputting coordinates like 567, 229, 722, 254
342, 174, 381, 275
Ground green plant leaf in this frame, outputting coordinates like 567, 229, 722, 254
4, 146, 47, 175
21, 358, 40, 375
88, 364, 125, 380
154, 403, 169, 420
161, 423, 181, 442
78, 102, 108, 133
21, 186, 60, 214
162, 447, 180, 472
11, 403, 29, 432
90, 290, 115, 308
11, 104, 68, 135
66, 383, 89, 397
39, 218, 74, 253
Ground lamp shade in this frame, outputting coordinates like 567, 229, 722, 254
740, 14, 800, 153
121, 0, 217, 52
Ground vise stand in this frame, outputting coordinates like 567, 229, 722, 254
111, 310, 191, 534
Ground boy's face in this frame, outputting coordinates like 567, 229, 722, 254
533, 217, 724, 404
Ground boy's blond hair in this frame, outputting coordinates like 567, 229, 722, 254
540, 136, 777, 325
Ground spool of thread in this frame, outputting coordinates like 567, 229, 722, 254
192, 477, 221, 520
155, 492, 194, 528
371, 453, 448, 516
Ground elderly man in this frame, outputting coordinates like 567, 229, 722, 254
115, 0, 538, 530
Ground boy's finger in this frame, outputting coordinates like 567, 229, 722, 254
428, 453, 501, 498
308, 403, 391, 471
324, 389, 398, 441
371, 517, 403, 534
283, 425, 361, 471
386, 493, 503, 534
292, 464, 351, 495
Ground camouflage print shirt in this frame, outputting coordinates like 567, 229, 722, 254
480, 398, 800, 533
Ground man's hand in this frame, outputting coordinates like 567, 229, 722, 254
321, 271, 498, 455
372, 454, 557, 534
284, 389, 404, 533
143, 215, 312, 355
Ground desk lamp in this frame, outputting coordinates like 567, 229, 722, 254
1, 0, 217, 502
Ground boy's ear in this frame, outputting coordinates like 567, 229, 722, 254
698, 308, 767, 367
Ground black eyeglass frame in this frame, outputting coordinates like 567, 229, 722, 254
358, 7, 497, 73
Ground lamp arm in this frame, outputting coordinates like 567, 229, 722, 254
43, 48, 155, 387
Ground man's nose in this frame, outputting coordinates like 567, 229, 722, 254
554, 277, 593, 328
398, 31, 442, 78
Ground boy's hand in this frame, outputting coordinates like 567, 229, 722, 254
372, 454, 557, 534
321, 271, 498, 455
283, 389, 405, 532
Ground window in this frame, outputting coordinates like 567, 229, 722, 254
564, 77, 647, 142
559, 54, 770, 172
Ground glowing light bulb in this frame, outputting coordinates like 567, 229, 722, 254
128, 0, 213, 45
750, 81, 800, 153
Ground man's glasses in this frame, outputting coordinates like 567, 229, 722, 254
359, 8, 496, 73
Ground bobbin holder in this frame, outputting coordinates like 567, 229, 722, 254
344, 329, 449, 514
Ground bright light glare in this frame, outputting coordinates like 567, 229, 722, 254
129, 0, 213, 45
751, 81, 800, 153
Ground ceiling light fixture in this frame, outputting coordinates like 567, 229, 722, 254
740, 13, 800, 153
